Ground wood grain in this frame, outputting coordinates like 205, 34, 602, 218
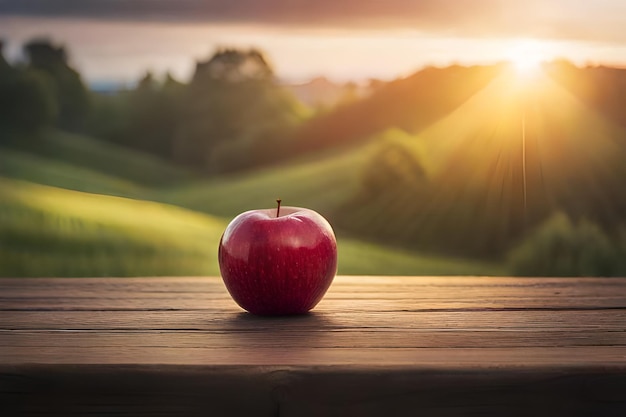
1, 276, 626, 416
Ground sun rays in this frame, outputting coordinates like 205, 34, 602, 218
406, 67, 621, 255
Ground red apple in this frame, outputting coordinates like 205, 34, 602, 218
218, 201, 337, 315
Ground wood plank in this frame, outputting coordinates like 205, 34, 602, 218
2, 276, 626, 311
2, 309, 625, 330
2, 276, 625, 297
4, 297, 625, 311
2, 346, 626, 366
2, 328, 625, 350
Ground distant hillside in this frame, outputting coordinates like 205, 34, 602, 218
286, 64, 503, 156
546, 62, 626, 128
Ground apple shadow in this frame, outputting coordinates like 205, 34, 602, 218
223, 310, 337, 330
217, 311, 339, 362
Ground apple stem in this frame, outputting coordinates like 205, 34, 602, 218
276, 199, 282, 218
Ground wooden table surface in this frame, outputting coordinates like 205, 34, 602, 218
1, 276, 625, 416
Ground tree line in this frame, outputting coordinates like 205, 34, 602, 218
0, 39, 307, 174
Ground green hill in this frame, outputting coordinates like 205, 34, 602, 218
161, 141, 377, 218
0, 147, 144, 198
288, 64, 502, 156
3, 129, 193, 186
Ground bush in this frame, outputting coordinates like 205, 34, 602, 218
508, 212, 623, 276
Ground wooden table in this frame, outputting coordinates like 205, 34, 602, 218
1, 276, 625, 416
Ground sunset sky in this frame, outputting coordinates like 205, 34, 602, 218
1, 0, 626, 84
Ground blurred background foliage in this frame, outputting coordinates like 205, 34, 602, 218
508, 212, 625, 276
1, 39, 626, 277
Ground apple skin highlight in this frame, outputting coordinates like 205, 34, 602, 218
218, 206, 337, 315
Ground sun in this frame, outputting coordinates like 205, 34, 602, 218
507, 40, 545, 77
512, 54, 542, 75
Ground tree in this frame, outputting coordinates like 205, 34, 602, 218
172, 48, 304, 171
193, 48, 274, 83
0, 42, 57, 137
2, 70, 58, 133
24, 39, 91, 132
508, 213, 620, 276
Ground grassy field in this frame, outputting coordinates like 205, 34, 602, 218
0, 175, 503, 277
337, 238, 504, 276
0, 177, 226, 277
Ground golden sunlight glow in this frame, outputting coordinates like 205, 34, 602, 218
508, 40, 545, 77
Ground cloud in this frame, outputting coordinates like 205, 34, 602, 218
1, 0, 625, 42
0, 0, 540, 29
